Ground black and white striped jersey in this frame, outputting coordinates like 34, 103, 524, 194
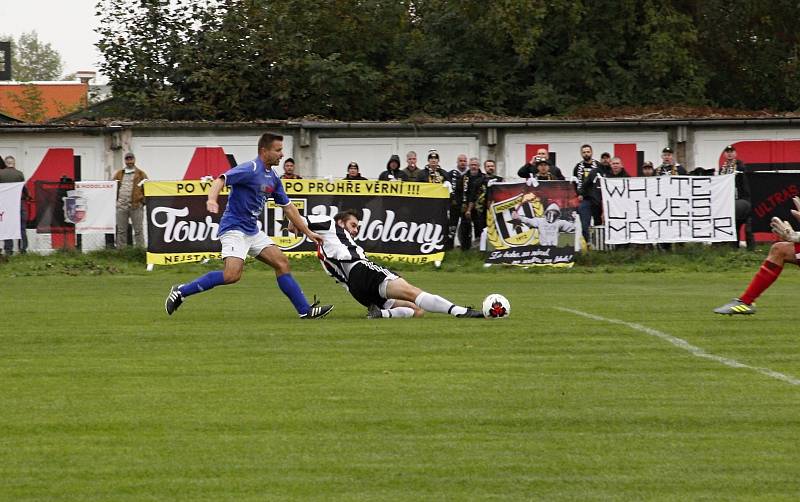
307, 215, 369, 286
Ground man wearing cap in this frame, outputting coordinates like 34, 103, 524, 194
655, 147, 687, 176
421, 150, 450, 184
640, 161, 655, 177
343, 162, 367, 180
280, 158, 302, 179
531, 157, 564, 181
113, 152, 149, 248
719, 144, 754, 250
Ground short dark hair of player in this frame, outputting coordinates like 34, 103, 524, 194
258, 132, 284, 152
334, 209, 361, 224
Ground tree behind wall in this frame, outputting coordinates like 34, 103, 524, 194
0, 31, 64, 82
95, 0, 800, 120
10, 84, 47, 122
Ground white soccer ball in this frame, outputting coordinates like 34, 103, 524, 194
482, 293, 510, 319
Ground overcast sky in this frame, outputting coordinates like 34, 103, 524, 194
1, 0, 104, 81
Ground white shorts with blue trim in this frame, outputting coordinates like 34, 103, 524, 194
220, 230, 274, 260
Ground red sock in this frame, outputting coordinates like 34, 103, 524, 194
740, 260, 783, 305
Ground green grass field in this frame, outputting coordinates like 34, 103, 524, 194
2, 249, 800, 500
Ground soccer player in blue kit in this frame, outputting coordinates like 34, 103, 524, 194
165, 132, 333, 319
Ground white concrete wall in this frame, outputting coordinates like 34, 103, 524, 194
130, 134, 295, 180
315, 136, 480, 179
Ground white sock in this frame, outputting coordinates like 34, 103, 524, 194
381, 307, 415, 318
414, 292, 467, 316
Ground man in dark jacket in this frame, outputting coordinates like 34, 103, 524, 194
379, 155, 408, 181
421, 150, 450, 184
460, 158, 486, 250
343, 162, 367, 180
579, 157, 619, 244
719, 144, 754, 249
573, 145, 603, 242
655, 147, 687, 176
518, 147, 565, 180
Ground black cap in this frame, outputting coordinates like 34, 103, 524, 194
535, 157, 551, 166
427, 150, 440, 160
662, 147, 673, 154
124, 152, 135, 159
641, 161, 654, 168
724, 145, 736, 152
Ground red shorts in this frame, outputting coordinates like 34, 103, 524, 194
795, 243, 800, 260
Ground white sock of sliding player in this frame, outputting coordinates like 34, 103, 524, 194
381, 307, 415, 318
414, 292, 467, 316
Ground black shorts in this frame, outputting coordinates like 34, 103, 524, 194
347, 261, 398, 308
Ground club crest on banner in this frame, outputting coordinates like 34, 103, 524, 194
266, 198, 307, 250
488, 192, 544, 248
62, 190, 88, 224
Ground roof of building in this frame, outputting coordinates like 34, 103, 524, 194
0, 81, 88, 121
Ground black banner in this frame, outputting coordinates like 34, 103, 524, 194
747, 172, 800, 232
144, 180, 449, 265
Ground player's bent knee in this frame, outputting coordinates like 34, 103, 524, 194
223, 269, 242, 284
273, 258, 291, 275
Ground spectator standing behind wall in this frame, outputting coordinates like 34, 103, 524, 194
580, 156, 613, 248
113, 152, 149, 248
719, 144, 754, 250
280, 158, 302, 179
573, 144, 603, 243
0, 155, 29, 255
531, 158, 564, 181
402, 151, 427, 182
640, 161, 655, 177
518, 147, 565, 180
460, 157, 486, 250
379, 155, 408, 181
343, 162, 367, 180
477, 159, 504, 222
655, 147, 687, 176
421, 150, 450, 184
447, 154, 470, 249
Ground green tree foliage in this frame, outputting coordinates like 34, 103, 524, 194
11, 84, 47, 122
0, 31, 64, 82
95, 0, 800, 120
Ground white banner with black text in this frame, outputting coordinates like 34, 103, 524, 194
601, 174, 736, 244
0, 182, 24, 240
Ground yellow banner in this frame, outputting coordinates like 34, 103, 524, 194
145, 179, 448, 198
144, 180, 230, 196
279, 179, 448, 198
146, 251, 222, 265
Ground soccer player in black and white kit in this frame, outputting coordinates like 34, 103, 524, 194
288, 209, 484, 319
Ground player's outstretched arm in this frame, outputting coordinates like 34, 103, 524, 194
206, 177, 225, 214
284, 203, 323, 245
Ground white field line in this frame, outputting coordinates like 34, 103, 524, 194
554, 307, 800, 387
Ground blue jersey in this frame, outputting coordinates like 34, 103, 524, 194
219, 157, 290, 235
